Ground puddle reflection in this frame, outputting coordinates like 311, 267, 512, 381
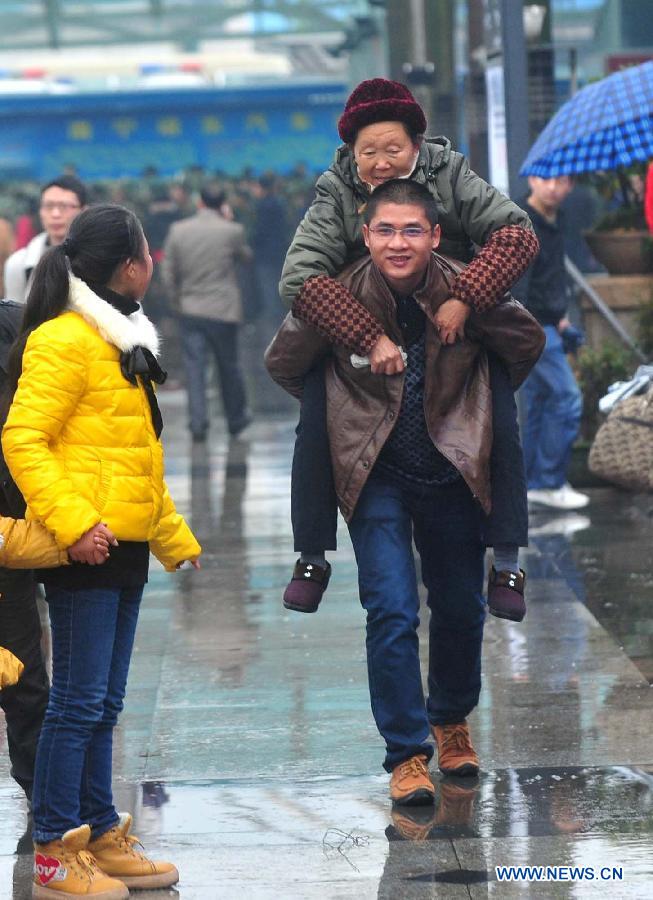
178, 438, 261, 687
526, 509, 590, 602
6, 766, 653, 896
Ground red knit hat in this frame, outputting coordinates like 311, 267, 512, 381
338, 78, 427, 144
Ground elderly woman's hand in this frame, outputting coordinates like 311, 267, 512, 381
434, 298, 470, 345
369, 335, 406, 375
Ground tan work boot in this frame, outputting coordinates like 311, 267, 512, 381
432, 721, 479, 776
88, 814, 178, 890
33, 823, 128, 899
389, 754, 435, 806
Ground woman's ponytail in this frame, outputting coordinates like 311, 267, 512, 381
23, 243, 71, 331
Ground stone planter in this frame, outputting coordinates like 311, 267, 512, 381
583, 230, 653, 275
579, 273, 653, 351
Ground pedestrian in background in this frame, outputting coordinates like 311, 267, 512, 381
0, 212, 14, 298
645, 161, 653, 233
163, 184, 254, 442
513, 175, 589, 511
4, 175, 86, 303
0, 299, 51, 807
253, 172, 289, 323
3, 203, 201, 898
12, 194, 40, 251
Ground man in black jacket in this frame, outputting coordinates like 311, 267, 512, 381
513, 176, 589, 511
0, 299, 48, 802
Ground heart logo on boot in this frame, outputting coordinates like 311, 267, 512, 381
35, 854, 66, 885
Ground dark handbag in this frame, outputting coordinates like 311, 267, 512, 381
588, 387, 653, 492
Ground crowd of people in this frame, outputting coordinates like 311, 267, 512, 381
0, 165, 317, 296
0, 76, 613, 898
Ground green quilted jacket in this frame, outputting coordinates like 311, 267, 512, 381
279, 136, 534, 307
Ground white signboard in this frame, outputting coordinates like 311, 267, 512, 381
485, 62, 510, 196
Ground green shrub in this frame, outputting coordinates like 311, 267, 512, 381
576, 342, 637, 441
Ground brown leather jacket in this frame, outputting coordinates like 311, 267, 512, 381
265, 252, 544, 521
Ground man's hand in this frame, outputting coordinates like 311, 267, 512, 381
434, 298, 470, 345
557, 317, 572, 333
68, 523, 118, 565
368, 335, 406, 375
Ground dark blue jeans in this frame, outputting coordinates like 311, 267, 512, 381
291, 354, 528, 551
521, 325, 583, 489
348, 473, 486, 772
32, 585, 143, 843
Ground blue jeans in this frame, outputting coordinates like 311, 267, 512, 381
32, 586, 143, 843
348, 473, 486, 772
180, 316, 249, 437
521, 325, 582, 490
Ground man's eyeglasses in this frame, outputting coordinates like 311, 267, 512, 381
367, 225, 432, 239
40, 202, 81, 213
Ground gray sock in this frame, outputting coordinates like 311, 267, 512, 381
493, 544, 520, 574
300, 552, 326, 567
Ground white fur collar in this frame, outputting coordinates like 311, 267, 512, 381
67, 275, 159, 356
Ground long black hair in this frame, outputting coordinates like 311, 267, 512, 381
4, 204, 145, 409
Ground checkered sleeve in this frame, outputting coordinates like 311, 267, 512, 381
450, 225, 540, 312
292, 275, 385, 355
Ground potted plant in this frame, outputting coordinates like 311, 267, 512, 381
583, 164, 653, 275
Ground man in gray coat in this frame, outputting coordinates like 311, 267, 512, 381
163, 186, 253, 440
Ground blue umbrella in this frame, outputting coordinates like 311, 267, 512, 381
520, 61, 653, 177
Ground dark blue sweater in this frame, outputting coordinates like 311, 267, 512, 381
375, 293, 460, 487
511, 201, 569, 327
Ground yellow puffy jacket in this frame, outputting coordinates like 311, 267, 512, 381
0, 646, 24, 689
2, 276, 200, 571
0, 516, 67, 569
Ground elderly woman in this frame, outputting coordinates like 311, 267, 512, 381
277, 78, 539, 624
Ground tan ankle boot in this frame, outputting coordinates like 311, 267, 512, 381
88, 814, 178, 890
33, 823, 129, 899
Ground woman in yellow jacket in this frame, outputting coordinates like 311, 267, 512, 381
2, 203, 201, 900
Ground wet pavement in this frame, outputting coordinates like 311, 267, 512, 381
2, 390, 653, 898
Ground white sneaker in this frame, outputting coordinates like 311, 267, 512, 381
527, 484, 589, 510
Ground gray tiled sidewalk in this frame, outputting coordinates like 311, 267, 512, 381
2, 394, 653, 898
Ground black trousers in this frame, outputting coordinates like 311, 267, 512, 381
180, 316, 250, 437
0, 570, 48, 800
290, 354, 528, 552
